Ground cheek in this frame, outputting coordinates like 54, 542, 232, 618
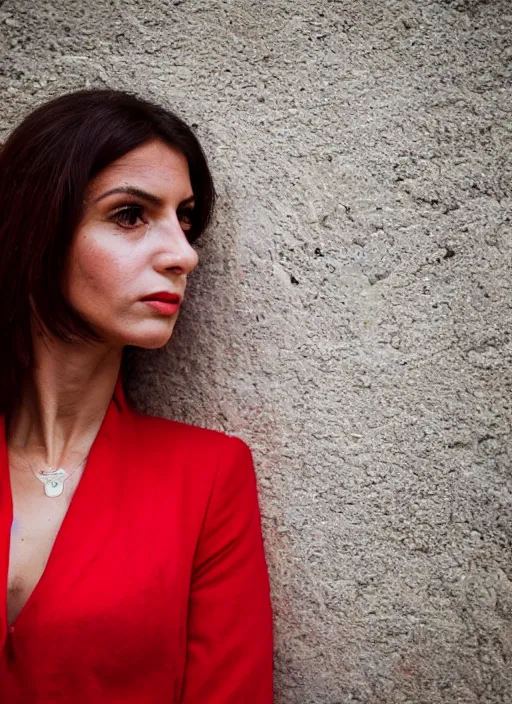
66, 231, 139, 306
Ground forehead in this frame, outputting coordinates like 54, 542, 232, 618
88, 139, 192, 197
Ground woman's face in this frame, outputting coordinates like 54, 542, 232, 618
63, 139, 199, 350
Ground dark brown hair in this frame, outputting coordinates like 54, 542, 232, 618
0, 88, 215, 416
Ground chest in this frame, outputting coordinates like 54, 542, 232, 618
3, 454, 195, 633
3, 469, 191, 699
0, 420, 210, 699
6, 467, 82, 627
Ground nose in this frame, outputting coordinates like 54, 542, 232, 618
152, 216, 199, 276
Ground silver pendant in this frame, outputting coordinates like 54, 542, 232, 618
35, 469, 67, 498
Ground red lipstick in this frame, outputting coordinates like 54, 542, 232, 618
140, 291, 181, 316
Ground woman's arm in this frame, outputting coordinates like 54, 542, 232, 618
180, 436, 274, 703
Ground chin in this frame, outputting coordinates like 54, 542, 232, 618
117, 320, 177, 350
138, 336, 174, 350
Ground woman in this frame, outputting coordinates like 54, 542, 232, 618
0, 89, 273, 702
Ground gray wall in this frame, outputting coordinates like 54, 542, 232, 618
1, 0, 511, 701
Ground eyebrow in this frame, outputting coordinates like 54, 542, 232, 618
93, 186, 195, 208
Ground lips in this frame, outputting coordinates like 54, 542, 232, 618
140, 291, 181, 303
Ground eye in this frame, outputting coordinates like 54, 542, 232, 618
110, 205, 147, 229
177, 207, 194, 232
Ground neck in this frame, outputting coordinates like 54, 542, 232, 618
7, 331, 124, 470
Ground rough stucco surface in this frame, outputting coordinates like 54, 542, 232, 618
1, 0, 511, 701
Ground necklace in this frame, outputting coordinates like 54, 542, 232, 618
26, 456, 89, 498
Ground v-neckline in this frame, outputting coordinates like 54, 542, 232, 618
0, 373, 128, 643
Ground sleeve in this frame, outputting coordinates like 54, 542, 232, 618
180, 435, 274, 703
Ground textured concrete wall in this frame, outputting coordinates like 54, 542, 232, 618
1, 1, 511, 701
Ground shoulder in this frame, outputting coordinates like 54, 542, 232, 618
122, 411, 263, 547
128, 407, 252, 463
128, 411, 256, 505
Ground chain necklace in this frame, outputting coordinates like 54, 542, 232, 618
24, 455, 90, 498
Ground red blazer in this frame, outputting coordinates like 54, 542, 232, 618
0, 375, 274, 702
